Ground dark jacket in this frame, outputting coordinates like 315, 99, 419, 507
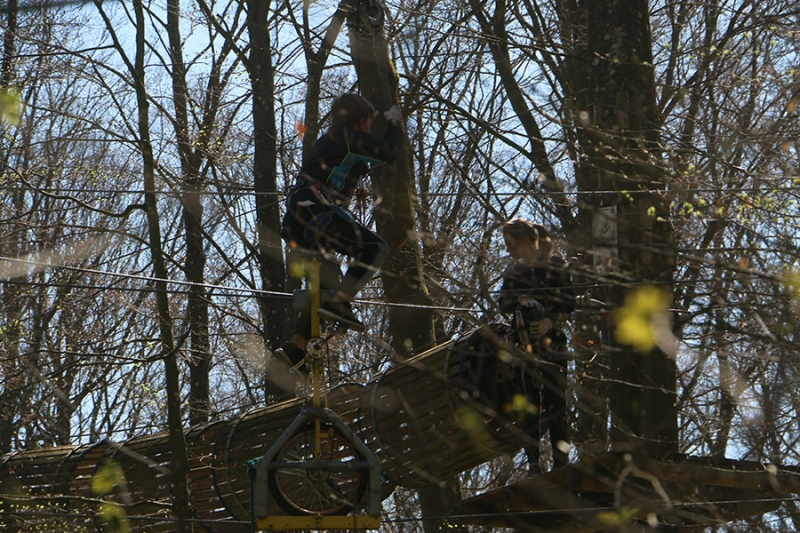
293, 123, 403, 208
498, 255, 575, 345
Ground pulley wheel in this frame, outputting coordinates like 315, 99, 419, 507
268, 423, 367, 515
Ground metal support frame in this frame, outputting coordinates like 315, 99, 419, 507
251, 407, 382, 530
250, 257, 382, 530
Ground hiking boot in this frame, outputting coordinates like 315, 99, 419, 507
318, 300, 364, 331
273, 345, 308, 380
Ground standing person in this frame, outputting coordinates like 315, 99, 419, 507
498, 218, 575, 472
275, 93, 404, 373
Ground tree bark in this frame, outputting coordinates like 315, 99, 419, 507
346, 0, 436, 356
573, 0, 678, 455
245, 1, 290, 376
346, 2, 459, 531
166, 0, 212, 427
0, 0, 19, 455
132, 0, 193, 529
299, 3, 347, 158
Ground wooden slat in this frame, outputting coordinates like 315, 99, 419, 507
456, 452, 799, 530
187, 419, 243, 532
360, 326, 528, 487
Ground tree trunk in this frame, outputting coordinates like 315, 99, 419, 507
0, 0, 20, 455
346, 0, 436, 356
574, 0, 678, 455
132, 1, 193, 529
300, 3, 347, 158
246, 1, 289, 367
346, 2, 459, 531
167, 0, 211, 427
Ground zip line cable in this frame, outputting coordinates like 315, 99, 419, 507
2, 182, 800, 197
0, 253, 481, 312
1, 249, 784, 314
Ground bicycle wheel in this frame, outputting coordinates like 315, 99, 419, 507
267, 423, 367, 515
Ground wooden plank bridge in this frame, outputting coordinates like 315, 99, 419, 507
2, 325, 800, 532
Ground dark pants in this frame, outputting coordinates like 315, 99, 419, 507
542, 347, 569, 467
524, 343, 569, 470
282, 187, 389, 298
282, 187, 389, 339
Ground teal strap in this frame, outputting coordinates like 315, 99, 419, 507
326, 128, 386, 191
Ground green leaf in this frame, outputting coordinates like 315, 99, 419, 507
597, 507, 640, 526
92, 460, 124, 496
99, 502, 131, 533
613, 286, 671, 353
0, 89, 22, 125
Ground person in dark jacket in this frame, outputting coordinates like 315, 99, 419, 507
498, 218, 575, 472
276, 93, 403, 373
